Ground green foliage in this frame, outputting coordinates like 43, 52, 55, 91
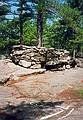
0, 0, 83, 55
0, 0, 10, 22
64, 0, 83, 54
77, 89, 83, 99
44, 2, 83, 54
0, 19, 19, 49
23, 20, 37, 46
66, 0, 83, 14
0, 4, 9, 16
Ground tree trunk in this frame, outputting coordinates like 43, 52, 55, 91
19, 15, 23, 44
19, 0, 23, 44
37, 10, 43, 47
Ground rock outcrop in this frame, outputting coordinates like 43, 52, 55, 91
0, 59, 46, 84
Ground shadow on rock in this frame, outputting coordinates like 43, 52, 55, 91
0, 101, 64, 120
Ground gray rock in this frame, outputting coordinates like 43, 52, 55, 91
30, 53, 35, 57
48, 48, 54, 50
14, 50, 24, 55
0, 75, 10, 84
25, 49, 31, 53
25, 56, 31, 60
40, 56, 45, 62
13, 68, 46, 77
46, 61, 57, 65
31, 64, 41, 69
0, 59, 46, 84
76, 58, 83, 68
31, 62, 36, 65
31, 57, 37, 61
64, 50, 70, 54
63, 65, 66, 70
0, 55, 6, 60
11, 45, 71, 69
19, 60, 31, 68
9, 74, 19, 81
66, 65, 70, 69
11, 56, 19, 64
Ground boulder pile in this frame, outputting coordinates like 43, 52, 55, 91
10, 45, 74, 69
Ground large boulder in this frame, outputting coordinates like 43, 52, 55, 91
19, 60, 31, 68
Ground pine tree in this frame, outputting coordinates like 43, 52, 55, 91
0, 0, 9, 22
13, 0, 33, 44
66, 0, 83, 55
66, 0, 83, 14
31, 0, 57, 47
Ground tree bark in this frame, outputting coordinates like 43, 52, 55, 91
19, 0, 23, 44
37, 10, 43, 47
19, 15, 23, 44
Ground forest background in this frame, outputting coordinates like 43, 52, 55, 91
0, 0, 83, 56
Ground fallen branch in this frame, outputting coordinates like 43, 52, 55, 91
40, 105, 74, 120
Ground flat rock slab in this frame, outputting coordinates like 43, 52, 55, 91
0, 59, 46, 84
0, 63, 83, 112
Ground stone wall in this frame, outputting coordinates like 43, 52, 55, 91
10, 45, 70, 69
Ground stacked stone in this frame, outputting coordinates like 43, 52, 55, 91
10, 45, 70, 69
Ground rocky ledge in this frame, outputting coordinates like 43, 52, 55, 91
0, 59, 46, 84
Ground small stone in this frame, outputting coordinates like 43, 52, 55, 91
40, 57, 45, 62
63, 65, 66, 70
25, 49, 31, 53
66, 65, 70, 69
21, 55, 26, 58
31, 62, 36, 65
9, 74, 19, 81
31, 57, 37, 61
25, 56, 31, 60
30, 53, 35, 57
48, 48, 54, 50
46, 61, 57, 65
